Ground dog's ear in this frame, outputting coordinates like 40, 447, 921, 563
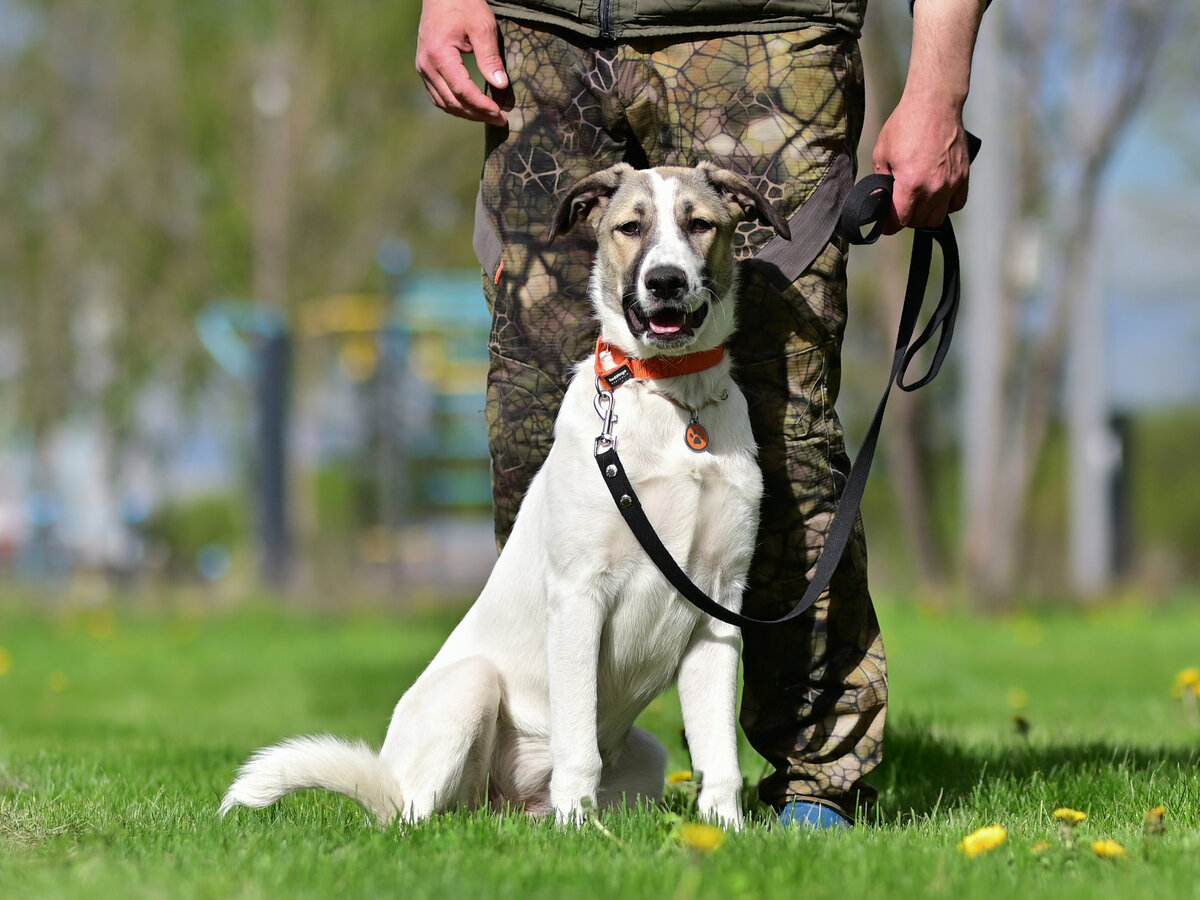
699, 163, 792, 241
548, 164, 635, 245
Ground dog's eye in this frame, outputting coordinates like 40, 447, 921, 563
616, 221, 641, 237
690, 218, 715, 234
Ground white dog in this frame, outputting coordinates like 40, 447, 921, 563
220, 162, 789, 829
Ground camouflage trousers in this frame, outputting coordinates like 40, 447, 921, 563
475, 20, 886, 818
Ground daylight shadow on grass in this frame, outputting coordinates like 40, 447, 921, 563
874, 720, 1200, 822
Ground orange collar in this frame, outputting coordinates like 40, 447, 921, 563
594, 339, 726, 391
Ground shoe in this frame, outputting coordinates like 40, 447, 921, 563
778, 799, 852, 829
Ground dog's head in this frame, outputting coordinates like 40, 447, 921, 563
549, 163, 790, 357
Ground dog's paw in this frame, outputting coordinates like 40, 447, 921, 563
552, 794, 594, 829
698, 790, 744, 831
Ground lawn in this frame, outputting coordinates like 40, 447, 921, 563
1, 591, 1199, 899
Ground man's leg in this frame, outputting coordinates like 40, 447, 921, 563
735, 246, 887, 825
479, 23, 888, 821
477, 23, 629, 543
619, 29, 886, 823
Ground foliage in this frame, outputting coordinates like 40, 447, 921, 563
0, 0, 480, 444
1, 597, 1199, 898
142, 492, 247, 575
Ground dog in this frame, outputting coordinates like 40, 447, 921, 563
220, 162, 789, 829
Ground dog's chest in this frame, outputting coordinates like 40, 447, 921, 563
594, 429, 758, 712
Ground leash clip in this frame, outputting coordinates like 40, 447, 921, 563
593, 382, 618, 455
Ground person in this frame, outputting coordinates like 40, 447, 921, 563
416, 0, 985, 827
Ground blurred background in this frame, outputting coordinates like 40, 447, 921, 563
0, 0, 1195, 611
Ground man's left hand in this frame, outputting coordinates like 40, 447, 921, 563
872, 90, 971, 234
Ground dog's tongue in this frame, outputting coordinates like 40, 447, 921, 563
648, 310, 687, 335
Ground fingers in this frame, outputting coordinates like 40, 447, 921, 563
418, 47, 506, 126
415, 1, 509, 126
873, 143, 971, 233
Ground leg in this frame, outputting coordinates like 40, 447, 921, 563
597, 727, 668, 811
379, 656, 502, 821
677, 616, 745, 828
545, 572, 606, 824
735, 243, 887, 823
478, 22, 635, 544
621, 31, 885, 820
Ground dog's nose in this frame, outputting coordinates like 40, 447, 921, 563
644, 265, 688, 302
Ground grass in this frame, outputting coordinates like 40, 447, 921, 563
1, 592, 1199, 898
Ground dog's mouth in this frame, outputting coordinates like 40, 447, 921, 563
625, 302, 710, 344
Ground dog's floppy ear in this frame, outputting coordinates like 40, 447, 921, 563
699, 163, 792, 241
548, 163, 635, 245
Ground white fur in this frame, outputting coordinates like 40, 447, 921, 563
221, 165, 766, 830
639, 173, 701, 294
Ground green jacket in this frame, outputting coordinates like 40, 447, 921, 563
486, 0, 867, 41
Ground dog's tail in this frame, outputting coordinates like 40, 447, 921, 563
219, 735, 404, 824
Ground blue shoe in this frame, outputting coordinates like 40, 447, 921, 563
778, 799, 852, 829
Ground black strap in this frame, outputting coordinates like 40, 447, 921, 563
595, 138, 977, 629
748, 152, 855, 290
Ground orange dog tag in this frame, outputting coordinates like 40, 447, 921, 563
685, 419, 709, 453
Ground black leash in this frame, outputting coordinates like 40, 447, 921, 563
593, 137, 979, 629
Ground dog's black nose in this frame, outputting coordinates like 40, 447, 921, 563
644, 265, 688, 302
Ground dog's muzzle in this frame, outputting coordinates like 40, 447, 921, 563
625, 265, 711, 343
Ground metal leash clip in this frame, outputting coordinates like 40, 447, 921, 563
593, 379, 618, 455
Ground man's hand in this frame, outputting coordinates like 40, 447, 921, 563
871, 0, 986, 233
873, 91, 971, 232
416, 0, 510, 126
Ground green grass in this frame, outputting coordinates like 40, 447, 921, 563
2, 594, 1199, 898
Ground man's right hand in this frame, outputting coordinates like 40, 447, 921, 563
416, 0, 510, 126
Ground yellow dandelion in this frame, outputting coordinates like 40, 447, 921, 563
86, 608, 116, 641
1170, 667, 1200, 698
958, 824, 1008, 858
1053, 807, 1088, 825
675, 822, 726, 854
1091, 839, 1128, 859
1030, 841, 1053, 855
1006, 687, 1029, 710
1144, 805, 1166, 836
0, 646, 12, 677
667, 770, 694, 785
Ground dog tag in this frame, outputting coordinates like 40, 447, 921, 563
685, 417, 709, 453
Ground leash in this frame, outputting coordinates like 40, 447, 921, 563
593, 137, 980, 629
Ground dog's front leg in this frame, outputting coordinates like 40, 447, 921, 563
546, 580, 606, 826
678, 616, 745, 829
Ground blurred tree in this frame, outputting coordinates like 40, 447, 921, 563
959, 0, 1182, 603
0, 0, 482, 527
857, 4, 951, 588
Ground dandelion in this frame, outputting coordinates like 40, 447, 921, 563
1143, 805, 1166, 837
1091, 839, 1128, 859
1030, 841, 1053, 855
958, 824, 1007, 858
1170, 667, 1200, 698
1006, 687, 1029, 710
1053, 808, 1088, 825
0, 646, 11, 677
675, 822, 726, 854
1052, 807, 1087, 846
86, 609, 116, 641
667, 770, 694, 785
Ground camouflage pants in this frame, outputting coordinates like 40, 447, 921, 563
476, 20, 886, 818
